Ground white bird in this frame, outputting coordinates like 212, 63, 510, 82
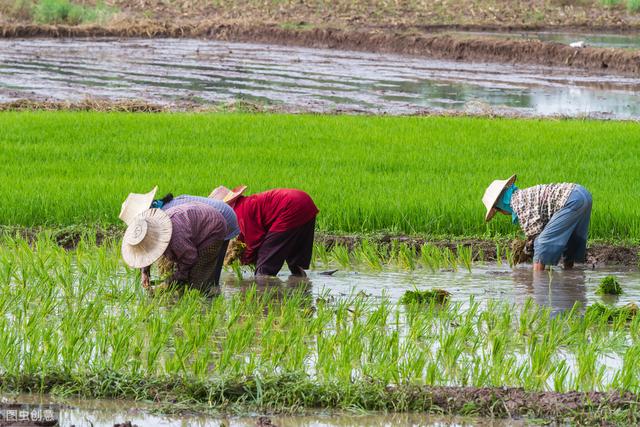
570, 41, 587, 48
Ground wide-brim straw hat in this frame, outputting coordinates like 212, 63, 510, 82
121, 208, 173, 268
482, 174, 517, 222
119, 186, 158, 225
209, 185, 247, 204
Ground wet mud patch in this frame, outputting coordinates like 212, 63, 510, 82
316, 233, 639, 267
3, 23, 640, 77
2, 227, 637, 266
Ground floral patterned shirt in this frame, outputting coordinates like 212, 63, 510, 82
510, 183, 576, 238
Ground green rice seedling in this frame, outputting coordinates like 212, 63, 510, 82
353, 239, 383, 271
391, 241, 416, 270
312, 242, 329, 267
330, 244, 351, 269
230, 259, 244, 280
596, 275, 623, 295
400, 288, 451, 305
456, 244, 473, 272
420, 243, 443, 272
495, 242, 503, 266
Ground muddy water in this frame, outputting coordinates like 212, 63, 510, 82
454, 31, 640, 49
222, 265, 640, 315
2, 38, 640, 118
3, 394, 528, 426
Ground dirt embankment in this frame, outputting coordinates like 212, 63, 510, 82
317, 233, 639, 266
3, 22, 640, 76
7, 226, 637, 267
400, 385, 640, 421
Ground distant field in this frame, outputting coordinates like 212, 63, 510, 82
1, 112, 639, 240
2, 0, 639, 27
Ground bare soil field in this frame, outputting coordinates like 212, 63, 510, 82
4, 0, 640, 30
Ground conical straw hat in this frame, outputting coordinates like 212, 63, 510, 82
119, 186, 158, 225
482, 174, 517, 222
209, 185, 247, 204
121, 208, 172, 268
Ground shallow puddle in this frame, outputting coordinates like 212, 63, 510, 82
222, 264, 640, 315
2, 38, 640, 118
452, 30, 640, 49
1, 394, 532, 426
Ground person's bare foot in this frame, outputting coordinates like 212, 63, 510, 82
533, 262, 546, 271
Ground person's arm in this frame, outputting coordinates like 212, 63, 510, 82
165, 235, 198, 284
240, 225, 266, 265
141, 266, 151, 288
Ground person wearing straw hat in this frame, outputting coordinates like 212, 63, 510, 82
153, 193, 239, 286
482, 175, 592, 271
210, 185, 319, 277
120, 193, 228, 292
120, 187, 239, 288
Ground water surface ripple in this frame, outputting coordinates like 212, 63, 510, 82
1, 38, 640, 118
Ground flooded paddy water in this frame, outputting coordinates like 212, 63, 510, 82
223, 264, 640, 316
453, 31, 640, 50
1, 38, 640, 118
3, 395, 529, 426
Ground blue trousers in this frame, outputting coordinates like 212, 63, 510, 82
533, 185, 592, 266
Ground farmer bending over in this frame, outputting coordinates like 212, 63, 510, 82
211, 186, 318, 277
153, 192, 239, 286
120, 190, 228, 293
482, 175, 592, 271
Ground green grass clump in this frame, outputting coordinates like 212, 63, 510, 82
627, 0, 640, 11
401, 288, 451, 305
33, 0, 113, 25
1, 113, 640, 239
596, 275, 623, 295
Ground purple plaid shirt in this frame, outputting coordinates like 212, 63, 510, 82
163, 202, 228, 282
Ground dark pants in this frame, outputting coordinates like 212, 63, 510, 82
255, 219, 316, 276
214, 240, 230, 285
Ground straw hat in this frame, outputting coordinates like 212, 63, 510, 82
119, 186, 158, 225
121, 209, 173, 268
209, 185, 247, 204
482, 174, 517, 222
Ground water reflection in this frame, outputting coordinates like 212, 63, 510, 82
512, 268, 587, 315
218, 263, 639, 310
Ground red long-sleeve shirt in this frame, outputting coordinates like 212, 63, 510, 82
233, 189, 319, 265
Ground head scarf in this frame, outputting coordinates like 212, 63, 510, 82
495, 184, 519, 224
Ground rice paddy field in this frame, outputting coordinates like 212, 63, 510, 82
1, 111, 639, 241
2, 111, 640, 425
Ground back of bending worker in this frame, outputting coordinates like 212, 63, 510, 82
153, 193, 240, 286
119, 188, 229, 292
482, 175, 592, 271
211, 186, 318, 277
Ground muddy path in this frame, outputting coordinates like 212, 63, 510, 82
2, 23, 640, 77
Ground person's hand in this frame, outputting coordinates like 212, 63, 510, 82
141, 270, 151, 289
